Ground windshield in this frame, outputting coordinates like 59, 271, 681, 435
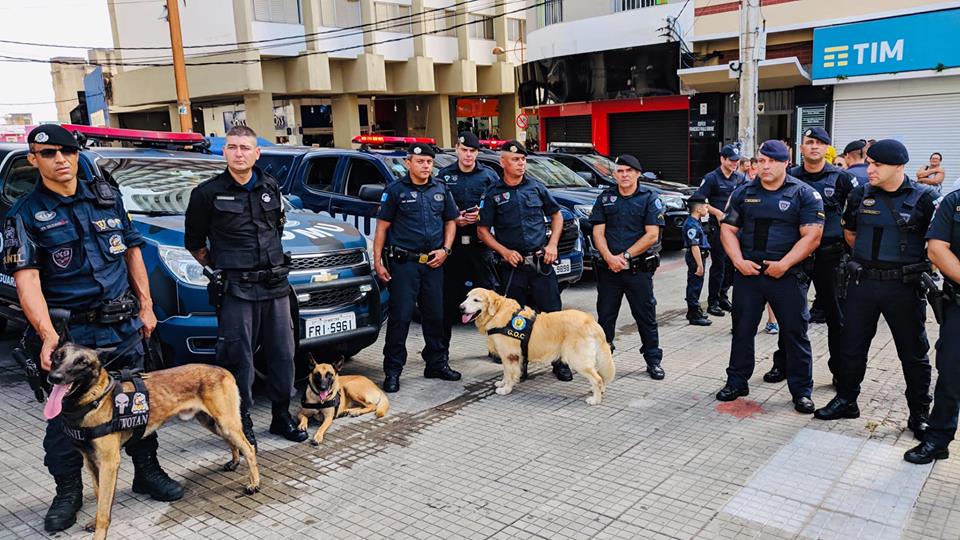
526, 157, 592, 188
383, 154, 457, 181
97, 157, 294, 215
580, 154, 617, 180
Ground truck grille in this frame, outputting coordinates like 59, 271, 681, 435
299, 287, 364, 309
557, 220, 580, 254
291, 250, 366, 271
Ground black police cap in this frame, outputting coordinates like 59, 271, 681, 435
407, 143, 436, 158
867, 139, 909, 165
843, 139, 867, 154
686, 195, 707, 206
802, 127, 831, 145
456, 131, 482, 149
719, 144, 741, 160
614, 154, 643, 171
27, 124, 81, 149
500, 140, 528, 155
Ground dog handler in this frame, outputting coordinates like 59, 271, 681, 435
3, 124, 182, 532
589, 154, 667, 379
185, 125, 307, 447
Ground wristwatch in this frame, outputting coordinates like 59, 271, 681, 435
443, 247, 452, 255
622, 252, 632, 260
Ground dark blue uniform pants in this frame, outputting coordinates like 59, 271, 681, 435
837, 278, 931, 411
707, 223, 732, 306
45, 334, 160, 477
596, 266, 662, 366
927, 302, 960, 448
685, 251, 707, 309
216, 293, 296, 410
772, 248, 844, 376
443, 243, 498, 347
499, 263, 562, 313
384, 259, 446, 375
727, 272, 813, 397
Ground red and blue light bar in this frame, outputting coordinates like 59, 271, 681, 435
44, 124, 205, 146
353, 134, 436, 147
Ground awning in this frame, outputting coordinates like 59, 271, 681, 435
678, 57, 811, 93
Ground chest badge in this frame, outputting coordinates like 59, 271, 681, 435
824, 187, 835, 197
607, 196, 617, 203
434, 193, 444, 201
261, 193, 272, 203
863, 198, 876, 207
52, 247, 72, 269
108, 234, 126, 255
410, 191, 418, 200
93, 219, 108, 231
35, 211, 56, 222
511, 316, 527, 331
779, 201, 791, 212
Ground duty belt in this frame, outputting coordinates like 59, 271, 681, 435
387, 246, 438, 264
224, 266, 289, 283
68, 292, 139, 325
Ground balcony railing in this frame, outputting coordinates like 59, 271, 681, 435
614, 0, 670, 12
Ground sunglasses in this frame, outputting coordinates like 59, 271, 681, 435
31, 148, 79, 159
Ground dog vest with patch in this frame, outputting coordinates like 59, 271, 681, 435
486, 310, 537, 377
60, 369, 150, 444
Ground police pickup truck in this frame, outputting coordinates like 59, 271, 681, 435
255, 135, 585, 287
0, 126, 387, 374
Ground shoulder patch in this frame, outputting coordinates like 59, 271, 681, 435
811, 191, 822, 200
380, 192, 388, 203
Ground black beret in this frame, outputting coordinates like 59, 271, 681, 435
802, 127, 831, 145
456, 131, 481, 149
719, 144, 741, 160
614, 154, 643, 171
686, 195, 707, 206
500, 140, 528, 155
407, 143, 436, 158
867, 139, 909, 165
843, 139, 867, 154
758, 140, 790, 162
27, 124, 81, 149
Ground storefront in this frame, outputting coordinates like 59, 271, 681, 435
813, 8, 960, 169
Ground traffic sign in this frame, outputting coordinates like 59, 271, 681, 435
516, 114, 528, 129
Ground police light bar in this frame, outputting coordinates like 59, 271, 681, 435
547, 141, 595, 152
60, 124, 205, 146
352, 135, 436, 147
479, 139, 507, 149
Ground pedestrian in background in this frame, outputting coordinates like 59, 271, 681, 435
917, 152, 946, 194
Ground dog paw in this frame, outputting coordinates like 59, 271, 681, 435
222, 459, 240, 472
244, 485, 260, 495
495, 386, 512, 395
585, 396, 601, 406
494, 379, 505, 388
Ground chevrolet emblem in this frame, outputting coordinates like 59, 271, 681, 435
311, 271, 338, 283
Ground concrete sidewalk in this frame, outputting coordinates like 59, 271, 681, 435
1, 250, 958, 539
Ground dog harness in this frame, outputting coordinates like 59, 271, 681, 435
60, 369, 150, 444
301, 379, 341, 411
486, 309, 537, 379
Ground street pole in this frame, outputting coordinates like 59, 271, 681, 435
737, 0, 760, 156
166, 0, 193, 132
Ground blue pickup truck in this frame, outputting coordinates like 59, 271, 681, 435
255, 136, 585, 287
0, 127, 387, 375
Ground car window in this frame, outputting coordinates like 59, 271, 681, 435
580, 154, 617, 179
2, 154, 90, 204
555, 155, 589, 174
344, 158, 387, 197
303, 156, 339, 192
478, 158, 503, 177
257, 153, 295, 184
97, 157, 223, 214
526, 157, 592, 188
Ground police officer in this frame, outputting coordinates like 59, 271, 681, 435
843, 139, 869, 184
185, 125, 307, 446
815, 140, 937, 438
4, 125, 182, 532
764, 128, 858, 384
696, 144, 746, 317
683, 195, 712, 326
715, 140, 824, 413
478, 140, 572, 381
438, 132, 500, 356
590, 155, 666, 379
906, 189, 960, 464
374, 143, 461, 393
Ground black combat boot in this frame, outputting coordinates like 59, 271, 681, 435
687, 306, 712, 326
131, 453, 184, 501
907, 405, 930, 440
241, 409, 258, 452
44, 473, 83, 532
269, 400, 308, 442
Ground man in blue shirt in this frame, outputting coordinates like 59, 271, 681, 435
683, 195, 712, 326
843, 139, 869, 184
715, 140, 824, 414
374, 143, 460, 393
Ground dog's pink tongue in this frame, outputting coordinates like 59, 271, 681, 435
318, 390, 330, 401
461, 313, 473, 324
44, 384, 68, 420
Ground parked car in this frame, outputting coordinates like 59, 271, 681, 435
0, 126, 387, 376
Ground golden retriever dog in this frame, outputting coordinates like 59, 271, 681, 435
460, 288, 615, 405
297, 358, 389, 445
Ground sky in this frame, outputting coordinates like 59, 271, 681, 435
0, 0, 117, 123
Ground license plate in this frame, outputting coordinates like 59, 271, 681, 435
305, 312, 356, 338
554, 258, 572, 275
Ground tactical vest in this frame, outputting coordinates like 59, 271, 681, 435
853, 184, 927, 265
791, 165, 844, 240
59, 369, 150, 444
738, 181, 805, 262
487, 310, 537, 376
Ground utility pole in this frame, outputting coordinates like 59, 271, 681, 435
737, 0, 760, 156
166, 0, 193, 132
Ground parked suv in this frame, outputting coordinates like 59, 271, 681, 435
0, 126, 387, 374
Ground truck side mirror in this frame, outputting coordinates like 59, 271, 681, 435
359, 184, 385, 203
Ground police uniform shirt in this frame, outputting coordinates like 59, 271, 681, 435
588, 186, 665, 254
3, 180, 144, 342
695, 167, 746, 216
479, 176, 562, 253
683, 216, 710, 250
723, 176, 825, 263
438, 161, 499, 212
788, 163, 858, 242
842, 177, 938, 267
926, 190, 960, 278
378, 174, 459, 253
846, 162, 869, 184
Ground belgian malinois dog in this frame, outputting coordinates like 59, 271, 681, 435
44, 343, 260, 540
297, 357, 390, 446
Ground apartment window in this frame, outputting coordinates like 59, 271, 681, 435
332, 0, 361, 27
252, 0, 302, 24
507, 18, 526, 42
375, 2, 412, 33
424, 9, 456, 37
540, 0, 563, 26
468, 14, 494, 40
614, 0, 669, 11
